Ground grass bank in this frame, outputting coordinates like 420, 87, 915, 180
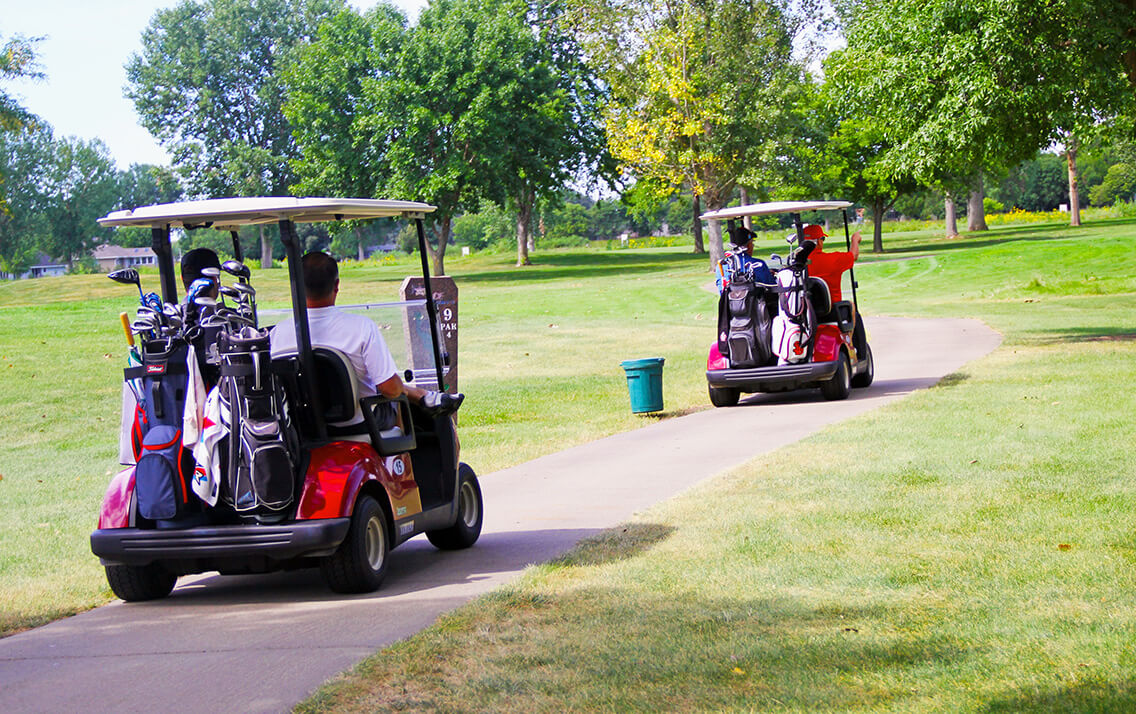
297, 219, 1136, 712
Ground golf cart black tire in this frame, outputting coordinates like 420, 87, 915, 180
427, 463, 483, 550
851, 342, 874, 389
104, 563, 177, 602
708, 385, 741, 408
820, 352, 852, 401
321, 495, 389, 594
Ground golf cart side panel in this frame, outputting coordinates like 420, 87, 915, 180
812, 326, 844, 363
98, 467, 136, 529
296, 442, 421, 521
706, 360, 839, 393
90, 519, 350, 568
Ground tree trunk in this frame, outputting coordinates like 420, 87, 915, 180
515, 189, 532, 267
945, 195, 958, 236
871, 196, 886, 253
259, 225, 272, 269
740, 187, 752, 230
705, 195, 727, 269
691, 194, 705, 253
1066, 138, 1082, 226
432, 218, 449, 277
355, 226, 365, 261
966, 177, 988, 231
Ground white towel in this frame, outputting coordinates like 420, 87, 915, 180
182, 345, 208, 447
191, 385, 228, 506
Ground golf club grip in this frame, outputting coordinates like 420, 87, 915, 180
120, 312, 135, 347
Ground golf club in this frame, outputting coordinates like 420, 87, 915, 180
107, 268, 144, 303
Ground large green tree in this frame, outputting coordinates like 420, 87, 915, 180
42, 137, 119, 267
0, 125, 52, 275
126, 0, 343, 266
0, 32, 42, 133
832, 0, 1136, 231
570, 0, 808, 268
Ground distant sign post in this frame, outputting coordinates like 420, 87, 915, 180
400, 276, 458, 394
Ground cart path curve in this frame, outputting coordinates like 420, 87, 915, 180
0, 316, 1000, 714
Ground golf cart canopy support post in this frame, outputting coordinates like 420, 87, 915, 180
230, 230, 243, 263
151, 226, 178, 304
279, 218, 327, 443
414, 218, 447, 392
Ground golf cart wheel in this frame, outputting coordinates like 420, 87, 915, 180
426, 463, 483, 550
851, 342, 874, 389
104, 563, 177, 602
321, 495, 389, 594
820, 351, 852, 401
708, 385, 740, 408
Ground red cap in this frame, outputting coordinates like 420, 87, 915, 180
802, 224, 828, 241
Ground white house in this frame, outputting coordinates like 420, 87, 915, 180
92, 244, 158, 273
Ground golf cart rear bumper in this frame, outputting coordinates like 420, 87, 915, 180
706, 360, 838, 393
90, 518, 351, 566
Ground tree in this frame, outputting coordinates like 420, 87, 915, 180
370, 0, 549, 276
41, 137, 119, 266
126, 0, 344, 267
0, 32, 42, 134
569, 0, 809, 269
834, 0, 1136, 231
113, 164, 185, 246
0, 125, 52, 275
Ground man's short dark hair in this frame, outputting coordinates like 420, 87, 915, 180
302, 251, 338, 299
180, 248, 221, 289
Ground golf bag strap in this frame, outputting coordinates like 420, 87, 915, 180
124, 363, 187, 380
219, 361, 298, 378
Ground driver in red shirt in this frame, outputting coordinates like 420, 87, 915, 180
802, 223, 868, 355
802, 224, 860, 302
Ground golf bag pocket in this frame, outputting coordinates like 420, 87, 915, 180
240, 418, 294, 511
772, 315, 807, 364
135, 425, 192, 521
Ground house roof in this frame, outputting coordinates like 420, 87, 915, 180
91, 244, 156, 259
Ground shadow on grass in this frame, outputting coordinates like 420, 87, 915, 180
1019, 327, 1136, 345
450, 251, 705, 285
983, 679, 1136, 713
861, 218, 1134, 259
550, 523, 676, 568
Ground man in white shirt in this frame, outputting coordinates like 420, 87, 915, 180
269, 252, 461, 419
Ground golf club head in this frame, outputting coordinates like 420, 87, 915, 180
108, 268, 140, 288
219, 285, 241, 300
195, 296, 218, 309
200, 267, 221, 280
162, 303, 182, 318
187, 277, 215, 303
143, 292, 163, 312
232, 282, 255, 296
221, 260, 251, 281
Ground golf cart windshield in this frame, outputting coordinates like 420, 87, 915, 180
260, 300, 447, 389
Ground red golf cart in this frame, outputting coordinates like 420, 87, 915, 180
702, 200, 874, 407
90, 197, 482, 600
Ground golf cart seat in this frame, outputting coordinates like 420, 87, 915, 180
806, 277, 832, 316
282, 347, 417, 455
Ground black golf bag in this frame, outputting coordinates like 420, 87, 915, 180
718, 276, 774, 368
217, 327, 299, 521
127, 338, 199, 523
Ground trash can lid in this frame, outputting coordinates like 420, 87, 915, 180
620, 357, 665, 369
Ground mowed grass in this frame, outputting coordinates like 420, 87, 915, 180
0, 246, 714, 635
296, 222, 1136, 712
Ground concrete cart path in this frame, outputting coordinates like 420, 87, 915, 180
0, 316, 1000, 714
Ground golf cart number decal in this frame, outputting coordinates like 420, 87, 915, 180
392, 457, 405, 476
145, 364, 166, 374
399, 521, 415, 536
397, 506, 407, 517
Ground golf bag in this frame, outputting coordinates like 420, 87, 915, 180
217, 327, 299, 520
127, 338, 199, 522
772, 243, 817, 364
718, 275, 774, 368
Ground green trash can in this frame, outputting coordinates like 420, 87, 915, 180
620, 357, 665, 413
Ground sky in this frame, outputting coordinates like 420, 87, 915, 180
4, 1, 426, 169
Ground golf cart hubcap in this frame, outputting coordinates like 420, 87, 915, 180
459, 481, 479, 527
365, 516, 385, 570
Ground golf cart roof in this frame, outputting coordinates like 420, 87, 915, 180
98, 197, 437, 229
701, 201, 853, 221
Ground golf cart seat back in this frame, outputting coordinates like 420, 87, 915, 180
806, 277, 832, 317
304, 347, 417, 456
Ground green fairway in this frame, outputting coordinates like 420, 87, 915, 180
292, 220, 1136, 712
